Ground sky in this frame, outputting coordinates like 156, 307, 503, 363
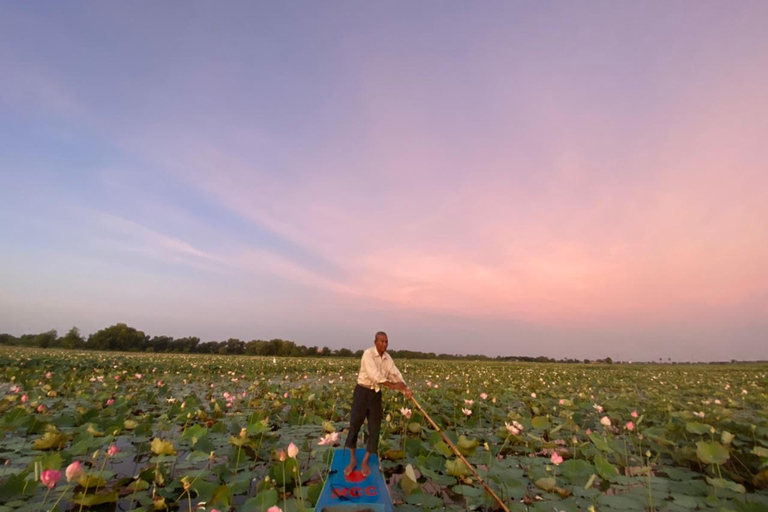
1, 2, 767, 361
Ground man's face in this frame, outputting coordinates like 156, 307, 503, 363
374, 334, 388, 356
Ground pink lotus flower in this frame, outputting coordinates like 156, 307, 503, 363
625, 421, 635, 431
461, 408, 472, 416
433, 384, 439, 389
318, 432, 340, 446
65, 461, 84, 483
400, 407, 412, 419
586, 428, 592, 435
41, 469, 61, 489
550, 453, 563, 465
21, 394, 28, 403
480, 393, 488, 400
105, 399, 114, 406
593, 404, 603, 413
135, 373, 143, 379
505, 422, 520, 435
37, 404, 46, 413
268, 506, 283, 512
559, 399, 566, 405
278, 450, 286, 462
287, 442, 299, 458
600, 416, 611, 427
631, 410, 638, 418
107, 444, 120, 457
45, 372, 52, 379
531, 393, 537, 398
464, 399, 474, 406
157, 380, 163, 387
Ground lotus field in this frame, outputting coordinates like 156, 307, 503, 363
1, 347, 767, 512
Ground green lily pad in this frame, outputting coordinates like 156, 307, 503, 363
696, 441, 729, 465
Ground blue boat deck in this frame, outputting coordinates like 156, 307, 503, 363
314, 448, 395, 512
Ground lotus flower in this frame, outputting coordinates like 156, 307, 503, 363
631, 410, 638, 418
480, 393, 488, 400
625, 421, 634, 431
65, 461, 84, 483
41, 469, 61, 489
505, 422, 520, 435
107, 444, 120, 456
400, 407, 412, 419
550, 452, 563, 465
600, 416, 611, 427
268, 506, 283, 512
461, 408, 472, 416
318, 432, 340, 446
287, 442, 299, 458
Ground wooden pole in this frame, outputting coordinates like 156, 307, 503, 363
408, 394, 510, 512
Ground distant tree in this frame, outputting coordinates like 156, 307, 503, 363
88, 323, 148, 351
226, 338, 245, 355
245, 339, 269, 356
61, 327, 85, 349
150, 335, 174, 353
172, 336, 200, 353
35, 330, 58, 348
0, 333, 18, 345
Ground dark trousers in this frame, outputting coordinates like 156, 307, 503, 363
344, 384, 383, 454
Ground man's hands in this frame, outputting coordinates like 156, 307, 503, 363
390, 381, 412, 398
384, 381, 412, 397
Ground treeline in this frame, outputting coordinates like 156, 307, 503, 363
0, 323, 607, 363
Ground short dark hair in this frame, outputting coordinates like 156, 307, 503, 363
375, 331, 387, 339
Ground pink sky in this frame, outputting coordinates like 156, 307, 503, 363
1, 3, 767, 360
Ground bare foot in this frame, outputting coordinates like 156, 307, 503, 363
344, 459, 356, 476
361, 458, 371, 477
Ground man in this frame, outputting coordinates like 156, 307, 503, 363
344, 331, 411, 476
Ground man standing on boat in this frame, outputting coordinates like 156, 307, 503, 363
344, 331, 411, 476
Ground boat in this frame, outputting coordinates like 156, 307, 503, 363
314, 448, 395, 512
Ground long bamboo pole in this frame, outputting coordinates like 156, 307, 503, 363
408, 394, 510, 512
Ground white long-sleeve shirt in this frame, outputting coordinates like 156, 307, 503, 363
357, 346, 406, 392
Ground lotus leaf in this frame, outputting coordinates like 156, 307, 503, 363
32, 431, 68, 451
151, 438, 177, 456
696, 441, 729, 465
72, 490, 119, 506
456, 435, 479, 456
445, 458, 470, 477
707, 477, 746, 494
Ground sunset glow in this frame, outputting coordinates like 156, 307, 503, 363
1, 3, 767, 360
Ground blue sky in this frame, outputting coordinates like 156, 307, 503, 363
1, 2, 767, 361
